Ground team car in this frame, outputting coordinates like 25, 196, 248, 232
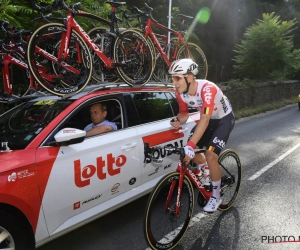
0, 83, 200, 249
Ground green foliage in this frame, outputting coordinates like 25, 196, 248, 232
225, 78, 257, 89
233, 12, 300, 81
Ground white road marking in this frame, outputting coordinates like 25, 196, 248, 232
145, 212, 208, 249
248, 142, 300, 181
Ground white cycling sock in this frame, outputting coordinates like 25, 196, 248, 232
211, 180, 221, 199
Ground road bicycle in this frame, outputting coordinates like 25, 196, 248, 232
0, 21, 45, 103
125, 4, 208, 82
27, 0, 154, 96
143, 143, 241, 250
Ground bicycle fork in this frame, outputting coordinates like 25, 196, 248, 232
165, 166, 186, 216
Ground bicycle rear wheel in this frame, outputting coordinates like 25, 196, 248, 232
113, 29, 154, 86
176, 43, 208, 79
87, 27, 119, 83
27, 23, 92, 96
144, 172, 194, 250
218, 149, 242, 211
151, 39, 169, 82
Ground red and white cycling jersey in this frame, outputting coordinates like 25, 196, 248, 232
176, 80, 232, 119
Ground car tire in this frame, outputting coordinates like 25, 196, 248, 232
0, 211, 31, 250
298, 102, 300, 110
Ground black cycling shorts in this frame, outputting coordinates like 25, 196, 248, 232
188, 112, 235, 155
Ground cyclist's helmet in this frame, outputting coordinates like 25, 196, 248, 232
168, 58, 198, 75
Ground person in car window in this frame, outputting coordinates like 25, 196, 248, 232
84, 103, 117, 137
169, 58, 235, 213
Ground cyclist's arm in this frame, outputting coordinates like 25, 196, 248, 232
175, 91, 189, 124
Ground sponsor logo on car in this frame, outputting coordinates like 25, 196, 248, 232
63, 129, 77, 133
74, 154, 127, 188
144, 140, 184, 164
111, 183, 120, 194
129, 178, 136, 185
8, 172, 17, 182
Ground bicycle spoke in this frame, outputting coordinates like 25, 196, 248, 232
218, 150, 242, 211
144, 173, 194, 250
27, 23, 92, 96
176, 43, 208, 79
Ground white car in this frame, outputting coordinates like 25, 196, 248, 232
0, 84, 199, 249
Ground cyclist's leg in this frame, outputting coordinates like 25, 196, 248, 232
203, 112, 235, 212
188, 125, 210, 175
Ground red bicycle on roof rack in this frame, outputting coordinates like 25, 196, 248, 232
124, 3, 208, 82
27, 0, 154, 97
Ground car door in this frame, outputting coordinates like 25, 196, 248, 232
35, 96, 141, 236
124, 91, 196, 189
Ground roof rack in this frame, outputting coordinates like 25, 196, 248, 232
61, 81, 174, 99
86, 81, 174, 93
0, 91, 50, 104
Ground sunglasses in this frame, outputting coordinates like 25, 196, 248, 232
171, 75, 187, 81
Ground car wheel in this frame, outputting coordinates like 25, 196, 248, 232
0, 211, 29, 250
298, 102, 300, 110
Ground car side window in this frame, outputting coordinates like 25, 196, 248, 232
43, 98, 123, 146
130, 92, 174, 124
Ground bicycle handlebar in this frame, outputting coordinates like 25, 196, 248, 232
32, 0, 81, 15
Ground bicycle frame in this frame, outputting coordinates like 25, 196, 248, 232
144, 18, 185, 66
1, 53, 37, 94
58, 12, 115, 69
166, 159, 212, 215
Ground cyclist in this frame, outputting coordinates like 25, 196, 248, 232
169, 58, 235, 212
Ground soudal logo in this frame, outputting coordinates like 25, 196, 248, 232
144, 140, 184, 164
212, 137, 225, 149
203, 86, 212, 105
220, 97, 228, 113
74, 154, 127, 188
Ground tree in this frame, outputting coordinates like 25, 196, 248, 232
233, 12, 300, 80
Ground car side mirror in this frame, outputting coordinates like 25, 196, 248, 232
54, 128, 86, 146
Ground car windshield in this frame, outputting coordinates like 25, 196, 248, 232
0, 99, 73, 150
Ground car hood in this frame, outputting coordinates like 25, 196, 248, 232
0, 149, 36, 173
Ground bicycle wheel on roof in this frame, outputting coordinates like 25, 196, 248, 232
86, 27, 119, 83
176, 43, 208, 80
27, 23, 92, 96
113, 29, 154, 86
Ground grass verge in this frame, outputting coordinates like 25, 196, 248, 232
234, 97, 298, 120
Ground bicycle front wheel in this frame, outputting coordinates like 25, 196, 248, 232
144, 172, 194, 250
176, 43, 208, 79
218, 149, 242, 211
113, 29, 154, 86
27, 23, 92, 96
